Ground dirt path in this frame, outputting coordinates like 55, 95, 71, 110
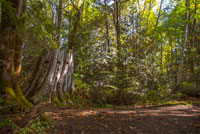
46, 105, 200, 134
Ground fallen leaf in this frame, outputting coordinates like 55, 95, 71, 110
128, 126, 134, 130
104, 125, 108, 128
58, 131, 65, 134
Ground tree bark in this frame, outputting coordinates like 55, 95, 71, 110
57, 0, 63, 48
24, 1, 84, 104
24, 49, 74, 104
177, 0, 189, 85
104, 0, 110, 53
113, 0, 122, 69
0, 0, 32, 108
189, 0, 197, 77
68, 1, 84, 50
160, 35, 163, 71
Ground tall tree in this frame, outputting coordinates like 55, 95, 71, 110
57, 0, 63, 47
177, 0, 189, 85
113, 0, 121, 60
24, 0, 84, 104
0, 0, 32, 108
104, 0, 110, 53
188, 0, 197, 78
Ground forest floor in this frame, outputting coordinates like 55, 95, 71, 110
1, 103, 200, 134
45, 104, 200, 134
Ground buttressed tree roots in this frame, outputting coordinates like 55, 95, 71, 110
24, 49, 75, 104
0, 0, 32, 109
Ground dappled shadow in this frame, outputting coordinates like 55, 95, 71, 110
47, 105, 200, 134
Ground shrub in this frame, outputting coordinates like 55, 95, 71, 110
181, 82, 200, 97
143, 90, 162, 104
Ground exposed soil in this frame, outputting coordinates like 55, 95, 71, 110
46, 105, 200, 134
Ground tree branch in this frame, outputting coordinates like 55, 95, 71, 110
16, 0, 23, 18
70, 0, 79, 11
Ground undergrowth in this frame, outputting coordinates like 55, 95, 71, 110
14, 114, 54, 134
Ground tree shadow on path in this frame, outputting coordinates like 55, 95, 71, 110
47, 105, 200, 134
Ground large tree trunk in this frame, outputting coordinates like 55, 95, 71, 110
24, 0, 84, 105
0, 0, 32, 108
177, 0, 189, 85
188, 0, 197, 80
24, 49, 75, 104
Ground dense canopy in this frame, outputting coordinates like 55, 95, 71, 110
0, 0, 200, 110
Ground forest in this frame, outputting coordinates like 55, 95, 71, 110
0, 0, 200, 133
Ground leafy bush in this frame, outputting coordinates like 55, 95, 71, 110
0, 118, 15, 129
181, 82, 194, 89
0, 117, 17, 133
143, 90, 162, 104
170, 92, 187, 100
74, 73, 91, 97
181, 82, 200, 97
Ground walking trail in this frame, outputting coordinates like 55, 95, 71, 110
46, 104, 200, 134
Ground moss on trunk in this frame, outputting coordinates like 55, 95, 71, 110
0, 0, 32, 110
3, 81, 32, 109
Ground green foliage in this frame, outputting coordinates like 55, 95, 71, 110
181, 82, 194, 89
105, 104, 113, 108
170, 92, 186, 100
143, 90, 162, 105
7, 0, 199, 107
158, 85, 172, 98
0, 98, 4, 105
74, 73, 91, 97
0, 0, 16, 19
63, 93, 93, 108
0, 117, 18, 133
0, 118, 14, 129
16, 114, 55, 134
74, 73, 91, 90
180, 82, 200, 97
54, 97, 62, 106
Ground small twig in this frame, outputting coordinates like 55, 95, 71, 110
16, 0, 23, 18
0, 59, 9, 66
0, 103, 20, 110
